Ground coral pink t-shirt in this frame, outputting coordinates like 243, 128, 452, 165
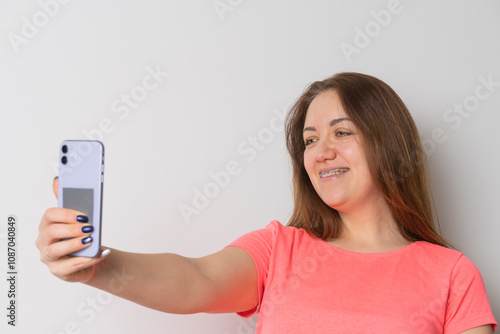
228, 221, 497, 334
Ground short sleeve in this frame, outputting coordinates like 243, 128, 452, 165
444, 255, 498, 333
225, 221, 281, 318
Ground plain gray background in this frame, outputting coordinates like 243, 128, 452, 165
1, 1, 498, 333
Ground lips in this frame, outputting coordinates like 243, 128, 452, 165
319, 168, 350, 178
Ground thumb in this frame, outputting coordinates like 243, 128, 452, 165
53, 176, 59, 199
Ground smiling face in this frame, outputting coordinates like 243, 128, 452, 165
303, 90, 383, 213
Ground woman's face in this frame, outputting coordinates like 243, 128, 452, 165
302, 90, 382, 213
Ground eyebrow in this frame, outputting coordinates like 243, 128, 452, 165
303, 117, 352, 132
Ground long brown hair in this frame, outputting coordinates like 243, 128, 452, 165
285, 72, 451, 248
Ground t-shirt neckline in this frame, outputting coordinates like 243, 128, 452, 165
321, 239, 422, 257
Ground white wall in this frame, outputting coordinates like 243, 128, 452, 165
1, 1, 499, 333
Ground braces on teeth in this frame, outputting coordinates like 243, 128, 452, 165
320, 169, 348, 177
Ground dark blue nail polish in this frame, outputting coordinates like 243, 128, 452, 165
82, 226, 94, 233
77, 215, 89, 223
82, 237, 92, 245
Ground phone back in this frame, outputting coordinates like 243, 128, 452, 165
58, 140, 104, 257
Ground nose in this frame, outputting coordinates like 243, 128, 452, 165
316, 138, 336, 162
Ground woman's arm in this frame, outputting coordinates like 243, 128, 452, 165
84, 246, 258, 314
36, 178, 258, 314
461, 325, 494, 334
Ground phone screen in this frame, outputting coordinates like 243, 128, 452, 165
62, 188, 94, 226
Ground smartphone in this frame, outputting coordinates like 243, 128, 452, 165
58, 140, 104, 258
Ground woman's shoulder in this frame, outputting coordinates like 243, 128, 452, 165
263, 220, 318, 244
410, 240, 479, 272
264, 220, 307, 234
228, 220, 314, 252
245, 220, 311, 239
412, 240, 462, 256
411, 240, 462, 259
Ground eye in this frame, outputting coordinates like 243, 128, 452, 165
304, 138, 317, 146
336, 130, 351, 137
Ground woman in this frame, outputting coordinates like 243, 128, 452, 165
37, 72, 497, 333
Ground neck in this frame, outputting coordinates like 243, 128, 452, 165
331, 197, 411, 253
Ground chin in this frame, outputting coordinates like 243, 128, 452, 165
320, 196, 347, 211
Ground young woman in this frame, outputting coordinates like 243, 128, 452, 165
37, 72, 497, 333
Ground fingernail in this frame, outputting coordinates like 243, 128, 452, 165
82, 237, 92, 245
82, 226, 94, 233
100, 249, 111, 257
54, 176, 59, 180
77, 215, 89, 223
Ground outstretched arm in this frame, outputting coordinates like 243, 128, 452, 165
84, 246, 258, 314
36, 178, 258, 314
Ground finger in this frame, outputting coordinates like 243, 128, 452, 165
44, 235, 94, 263
99, 248, 111, 258
53, 176, 59, 199
38, 222, 93, 248
36, 222, 92, 253
39, 207, 87, 231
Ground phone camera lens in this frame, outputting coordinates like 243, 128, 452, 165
61, 156, 67, 164
62, 145, 68, 153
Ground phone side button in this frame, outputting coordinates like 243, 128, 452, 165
101, 174, 104, 182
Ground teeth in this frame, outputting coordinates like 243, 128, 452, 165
320, 169, 349, 178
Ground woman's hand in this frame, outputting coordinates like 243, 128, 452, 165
35, 178, 109, 283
